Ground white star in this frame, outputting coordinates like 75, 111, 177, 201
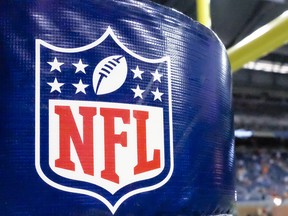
47, 57, 64, 72
131, 85, 145, 99
47, 78, 64, 93
72, 79, 89, 94
151, 69, 163, 82
73, 59, 88, 74
151, 88, 164, 101
131, 66, 144, 79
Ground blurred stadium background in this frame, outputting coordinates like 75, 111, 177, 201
151, 0, 288, 215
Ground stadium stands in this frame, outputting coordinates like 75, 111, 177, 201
236, 144, 288, 202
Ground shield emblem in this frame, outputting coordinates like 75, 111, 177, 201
35, 27, 173, 214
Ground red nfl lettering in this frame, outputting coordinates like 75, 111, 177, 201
100, 108, 130, 184
52, 103, 161, 185
55, 106, 96, 176
133, 110, 160, 175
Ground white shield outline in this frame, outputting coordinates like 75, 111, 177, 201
35, 26, 174, 214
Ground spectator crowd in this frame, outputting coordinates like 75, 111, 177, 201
236, 146, 288, 202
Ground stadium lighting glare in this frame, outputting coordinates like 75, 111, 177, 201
234, 129, 253, 138
273, 197, 282, 206
244, 60, 288, 73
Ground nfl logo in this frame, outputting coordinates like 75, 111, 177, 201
35, 27, 174, 213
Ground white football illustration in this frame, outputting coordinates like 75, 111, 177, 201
93, 55, 128, 95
